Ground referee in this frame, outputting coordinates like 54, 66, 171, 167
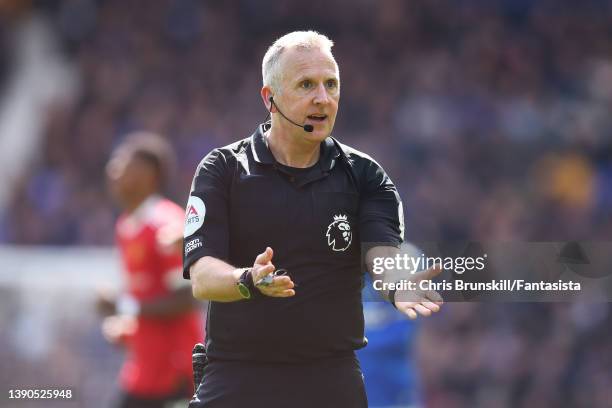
183, 31, 443, 407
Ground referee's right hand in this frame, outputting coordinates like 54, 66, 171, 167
252, 247, 296, 298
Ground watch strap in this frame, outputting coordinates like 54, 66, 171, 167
237, 268, 263, 300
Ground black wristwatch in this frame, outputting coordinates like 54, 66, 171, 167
236, 268, 262, 300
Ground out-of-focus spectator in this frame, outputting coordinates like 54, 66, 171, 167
3, 0, 611, 243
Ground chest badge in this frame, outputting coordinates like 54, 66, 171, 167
326, 214, 352, 252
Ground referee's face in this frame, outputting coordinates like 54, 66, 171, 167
276, 47, 340, 142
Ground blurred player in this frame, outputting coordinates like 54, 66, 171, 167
359, 275, 421, 407
98, 132, 203, 408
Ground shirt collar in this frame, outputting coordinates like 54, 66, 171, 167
250, 123, 275, 165
250, 123, 341, 171
129, 194, 161, 221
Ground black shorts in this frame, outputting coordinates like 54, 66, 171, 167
189, 354, 368, 408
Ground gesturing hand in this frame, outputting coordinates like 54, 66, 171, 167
394, 265, 444, 320
252, 247, 296, 298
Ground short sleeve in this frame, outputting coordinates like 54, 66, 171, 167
183, 149, 231, 279
359, 159, 404, 247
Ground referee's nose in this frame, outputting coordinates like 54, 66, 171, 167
313, 83, 331, 106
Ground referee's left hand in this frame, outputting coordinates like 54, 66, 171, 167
251, 247, 296, 298
394, 265, 444, 320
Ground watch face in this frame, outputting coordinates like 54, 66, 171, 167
237, 283, 251, 299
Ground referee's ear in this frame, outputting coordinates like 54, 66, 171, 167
261, 87, 275, 112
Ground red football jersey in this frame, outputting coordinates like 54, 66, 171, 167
115, 195, 203, 397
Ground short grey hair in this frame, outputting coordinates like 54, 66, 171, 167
262, 31, 336, 93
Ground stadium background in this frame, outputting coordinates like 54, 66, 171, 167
0, 0, 611, 407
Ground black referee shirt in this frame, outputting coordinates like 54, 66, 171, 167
183, 123, 404, 363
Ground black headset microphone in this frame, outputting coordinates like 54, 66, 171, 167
268, 96, 314, 133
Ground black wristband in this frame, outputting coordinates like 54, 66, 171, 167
388, 288, 398, 309
245, 269, 263, 298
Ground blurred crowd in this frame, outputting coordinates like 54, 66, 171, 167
419, 302, 612, 407
1, 0, 611, 407
1, 0, 611, 245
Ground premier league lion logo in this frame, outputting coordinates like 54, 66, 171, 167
326, 214, 352, 252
